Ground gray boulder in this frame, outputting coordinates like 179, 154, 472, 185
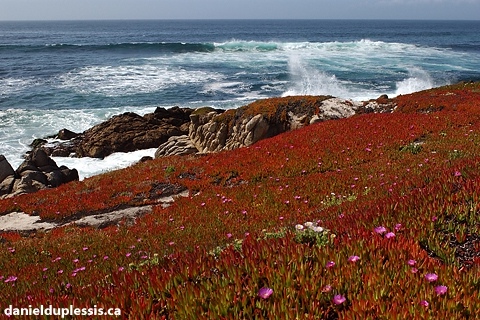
0, 150, 78, 198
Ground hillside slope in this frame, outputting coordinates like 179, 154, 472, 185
0, 82, 479, 319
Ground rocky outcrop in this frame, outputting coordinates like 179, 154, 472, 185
77, 107, 193, 158
0, 150, 79, 199
38, 106, 194, 159
188, 96, 362, 153
31, 96, 390, 162
154, 135, 198, 157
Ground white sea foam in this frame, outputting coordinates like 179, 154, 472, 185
58, 65, 223, 96
282, 54, 351, 98
53, 148, 157, 181
395, 67, 438, 96
0, 77, 37, 96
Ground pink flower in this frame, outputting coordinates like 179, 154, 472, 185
435, 285, 447, 296
118, 267, 125, 272
322, 285, 333, 293
384, 232, 396, 239
4, 276, 17, 283
374, 226, 387, 234
333, 294, 346, 305
103, 256, 109, 260
454, 170, 462, 177
407, 259, 417, 266
420, 300, 429, 308
258, 287, 273, 299
425, 273, 438, 282
411, 267, 419, 274
326, 261, 335, 268
348, 255, 360, 263
226, 233, 233, 239
394, 223, 403, 231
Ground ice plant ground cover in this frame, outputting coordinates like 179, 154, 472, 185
0, 82, 480, 318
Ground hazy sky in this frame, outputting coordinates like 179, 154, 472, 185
1, 0, 479, 21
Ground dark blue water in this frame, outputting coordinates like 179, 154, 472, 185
1, 19, 480, 175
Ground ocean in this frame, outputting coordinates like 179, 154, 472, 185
1, 19, 480, 179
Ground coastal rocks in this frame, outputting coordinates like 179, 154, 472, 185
359, 95, 397, 114
187, 96, 362, 153
77, 106, 193, 158
189, 110, 229, 153
37, 107, 194, 159
0, 155, 16, 197
0, 150, 79, 199
154, 135, 198, 157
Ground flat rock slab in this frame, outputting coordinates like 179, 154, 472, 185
72, 206, 153, 229
0, 212, 57, 232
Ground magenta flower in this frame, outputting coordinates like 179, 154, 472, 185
384, 232, 396, 239
420, 300, 429, 308
407, 259, 417, 266
226, 233, 233, 239
326, 261, 335, 268
435, 285, 448, 296
348, 255, 360, 263
258, 287, 273, 299
394, 223, 403, 231
425, 273, 438, 282
322, 285, 333, 293
454, 170, 462, 177
374, 226, 387, 234
4, 276, 17, 283
333, 294, 346, 305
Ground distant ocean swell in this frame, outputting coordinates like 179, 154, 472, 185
2, 40, 471, 100
1, 38, 473, 54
